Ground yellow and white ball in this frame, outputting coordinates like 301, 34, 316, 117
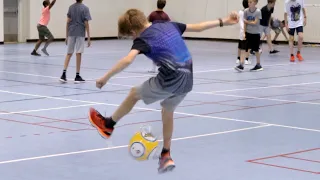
129, 130, 159, 161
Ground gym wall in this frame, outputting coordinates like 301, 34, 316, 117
2, 0, 319, 43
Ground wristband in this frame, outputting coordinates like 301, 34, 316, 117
219, 18, 223, 27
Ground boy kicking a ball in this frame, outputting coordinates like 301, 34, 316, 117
88, 9, 239, 173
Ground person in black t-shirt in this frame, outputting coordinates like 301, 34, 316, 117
260, 0, 279, 54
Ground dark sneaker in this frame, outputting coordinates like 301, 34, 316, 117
88, 108, 114, 139
74, 75, 85, 83
59, 73, 67, 83
31, 50, 41, 56
250, 64, 263, 72
270, 50, 279, 54
235, 64, 244, 72
158, 153, 175, 173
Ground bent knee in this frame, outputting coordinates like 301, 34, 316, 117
129, 87, 141, 101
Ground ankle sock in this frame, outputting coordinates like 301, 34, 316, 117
105, 117, 117, 128
161, 148, 170, 156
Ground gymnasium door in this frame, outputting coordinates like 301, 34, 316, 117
3, 0, 19, 43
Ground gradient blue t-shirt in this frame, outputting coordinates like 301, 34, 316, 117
131, 21, 193, 94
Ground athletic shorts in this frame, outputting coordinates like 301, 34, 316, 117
288, 26, 303, 36
260, 25, 271, 35
67, 36, 85, 54
238, 40, 248, 50
135, 77, 187, 112
246, 32, 260, 52
272, 27, 281, 34
37, 24, 54, 40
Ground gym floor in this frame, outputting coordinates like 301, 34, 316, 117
0, 39, 319, 180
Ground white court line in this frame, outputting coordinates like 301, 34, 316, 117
0, 89, 319, 133
205, 82, 320, 93
0, 124, 271, 165
0, 70, 152, 80
193, 62, 296, 73
0, 104, 100, 116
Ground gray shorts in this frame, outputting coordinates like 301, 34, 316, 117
135, 77, 187, 112
260, 25, 271, 35
37, 24, 54, 40
67, 36, 85, 54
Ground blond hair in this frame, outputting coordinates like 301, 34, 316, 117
118, 9, 148, 37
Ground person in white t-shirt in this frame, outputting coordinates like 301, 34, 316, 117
236, 0, 250, 68
284, 0, 307, 62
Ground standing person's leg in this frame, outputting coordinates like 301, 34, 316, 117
31, 25, 44, 56
74, 36, 85, 83
296, 26, 304, 61
250, 33, 263, 71
60, 36, 75, 83
41, 26, 54, 56
288, 28, 296, 62
265, 26, 279, 54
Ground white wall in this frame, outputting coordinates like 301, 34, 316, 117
0, 0, 4, 42
28, 0, 153, 40
19, 0, 320, 43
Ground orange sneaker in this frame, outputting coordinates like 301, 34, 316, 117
158, 152, 175, 173
290, 55, 295, 62
296, 53, 304, 61
88, 108, 114, 139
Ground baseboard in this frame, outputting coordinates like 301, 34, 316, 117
0, 42, 3, 45
26, 36, 118, 43
25, 36, 320, 46
183, 36, 320, 45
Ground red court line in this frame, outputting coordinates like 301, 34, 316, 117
248, 161, 320, 175
247, 148, 320, 162
281, 155, 320, 163
0, 117, 73, 131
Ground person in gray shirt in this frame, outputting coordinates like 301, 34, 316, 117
243, 0, 263, 72
60, 0, 91, 83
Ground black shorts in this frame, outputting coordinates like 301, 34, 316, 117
246, 32, 260, 52
288, 26, 303, 36
238, 40, 248, 50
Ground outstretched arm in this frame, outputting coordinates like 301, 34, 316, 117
49, 0, 56, 9
96, 50, 139, 88
185, 12, 239, 32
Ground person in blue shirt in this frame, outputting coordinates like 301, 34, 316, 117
88, 8, 239, 173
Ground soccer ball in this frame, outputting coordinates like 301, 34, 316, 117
128, 126, 159, 161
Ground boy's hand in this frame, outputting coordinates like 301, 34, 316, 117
224, 12, 239, 25
87, 38, 91, 47
96, 77, 108, 89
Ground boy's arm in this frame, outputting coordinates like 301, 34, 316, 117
185, 12, 238, 32
49, 0, 56, 9
96, 50, 139, 88
85, 21, 91, 46
65, 17, 71, 44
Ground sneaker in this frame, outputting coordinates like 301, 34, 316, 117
31, 50, 41, 56
88, 108, 114, 139
59, 73, 67, 83
245, 59, 251, 65
235, 64, 244, 72
296, 53, 304, 61
158, 153, 175, 173
270, 50, 279, 54
290, 55, 295, 62
250, 64, 263, 72
236, 59, 240, 64
41, 48, 49, 56
74, 75, 85, 83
